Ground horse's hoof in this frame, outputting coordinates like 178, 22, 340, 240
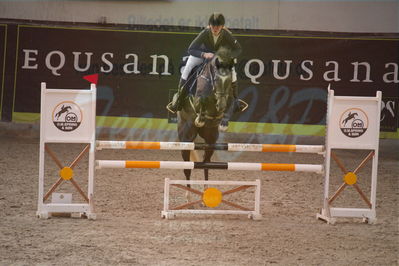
219, 124, 228, 132
195, 116, 205, 127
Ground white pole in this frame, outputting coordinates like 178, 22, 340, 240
254, 179, 261, 216
37, 82, 47, 217
163, 178, 170, 213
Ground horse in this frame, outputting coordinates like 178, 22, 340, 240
176, 48, 236, 187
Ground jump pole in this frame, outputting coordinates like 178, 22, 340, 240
96, 160, 323, 173
96, 141, 324, 153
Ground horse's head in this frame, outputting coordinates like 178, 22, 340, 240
212, 47, 234, 112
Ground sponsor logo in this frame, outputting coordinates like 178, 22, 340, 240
52, 101, 82, 132
340, 108, 369, 138
381, 98, 398, 132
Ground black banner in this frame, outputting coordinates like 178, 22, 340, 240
0, 24, 6, 115
5, 24, 399, 132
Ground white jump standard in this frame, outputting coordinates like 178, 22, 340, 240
317, 88, 381, 224
37, 83, 97, 219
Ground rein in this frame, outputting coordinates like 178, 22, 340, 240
189, 59, 228, 121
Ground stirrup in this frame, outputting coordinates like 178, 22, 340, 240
238, 99, 249, 112
234, 99, 248, 113
166, 102, 177, 114
166, 92, 183, 113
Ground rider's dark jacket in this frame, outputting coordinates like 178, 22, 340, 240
187, 28, 242, 59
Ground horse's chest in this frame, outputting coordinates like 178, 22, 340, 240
193, 94, 216, 109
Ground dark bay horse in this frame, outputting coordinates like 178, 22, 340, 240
177, 48, 236, 185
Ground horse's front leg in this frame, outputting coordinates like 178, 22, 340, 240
194, 98, 205, 127
181, 150, 192, 188
219, 95, 235, 131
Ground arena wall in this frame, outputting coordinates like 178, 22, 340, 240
0, 0, 398, 33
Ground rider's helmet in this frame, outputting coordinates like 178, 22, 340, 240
208, 13, 225, 26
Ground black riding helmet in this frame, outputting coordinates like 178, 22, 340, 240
208, 13, 225, 26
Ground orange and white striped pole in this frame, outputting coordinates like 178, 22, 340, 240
96, 141, 324, 154
96, 160, 323, 173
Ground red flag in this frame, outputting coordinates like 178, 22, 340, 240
83, 73, 99, 84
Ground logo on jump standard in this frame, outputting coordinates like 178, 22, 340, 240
339, 108, 369, 138
52, 101, 82, 132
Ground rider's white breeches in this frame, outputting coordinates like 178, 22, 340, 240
181, 55, 237, 82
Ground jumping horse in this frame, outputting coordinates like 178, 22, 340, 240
175, 48, 237, 186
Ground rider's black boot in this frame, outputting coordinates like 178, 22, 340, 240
232, 81, 238, 99
169, 79, 188, 113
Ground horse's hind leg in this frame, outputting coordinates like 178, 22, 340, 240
202, 149, 214, 191
181, 150, 195, 204
177, 114, 197, 189
203, 149, 214, 182
199, 127, 219, 190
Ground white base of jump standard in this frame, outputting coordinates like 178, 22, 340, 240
317, 207, 376, 225
36, 203, 96, 220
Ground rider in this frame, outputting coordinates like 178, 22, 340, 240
169, 12, 242, 112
